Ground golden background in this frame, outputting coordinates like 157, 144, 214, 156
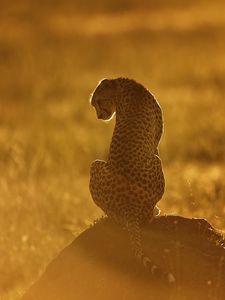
0, 0, 225, 298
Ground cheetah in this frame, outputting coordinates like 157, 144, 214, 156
89, 77, 175, 283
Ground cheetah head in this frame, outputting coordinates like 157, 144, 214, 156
90, 79, 117, 121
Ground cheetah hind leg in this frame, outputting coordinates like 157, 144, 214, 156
126, 217, 175, 284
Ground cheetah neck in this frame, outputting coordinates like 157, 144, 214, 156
108, 106, 157, 170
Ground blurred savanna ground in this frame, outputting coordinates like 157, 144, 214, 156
0, 0, 225, 298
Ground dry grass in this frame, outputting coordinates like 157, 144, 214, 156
0, 0, 225, 299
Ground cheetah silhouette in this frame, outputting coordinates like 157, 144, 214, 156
89, 78, 175, 283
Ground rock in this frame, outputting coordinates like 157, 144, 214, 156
22, 216, 225, 300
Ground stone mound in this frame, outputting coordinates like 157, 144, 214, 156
22, 215, 225, 300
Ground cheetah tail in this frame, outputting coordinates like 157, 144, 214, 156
127, 218, 175, 284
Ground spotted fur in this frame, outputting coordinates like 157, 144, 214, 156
89, 78, 175, 283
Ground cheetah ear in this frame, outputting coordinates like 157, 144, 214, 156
99, 78, 110, 86
100, 78, 108, 82
100, 78, 118, 90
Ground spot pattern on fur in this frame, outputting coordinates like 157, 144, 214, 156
89, 78, 175, 283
